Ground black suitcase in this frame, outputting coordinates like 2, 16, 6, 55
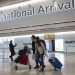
49, 57, 62, 70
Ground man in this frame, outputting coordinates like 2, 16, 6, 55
31, 35, 36, 54
31, 35, 40, 68
9, 40, 16, 61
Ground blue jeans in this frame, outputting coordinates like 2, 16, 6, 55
35, 51, 41, 67
35, 52, 44, 70
39, 53, 44, 70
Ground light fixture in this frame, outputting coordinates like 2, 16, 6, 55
0, 0, 46, 11
18, 6, 21, 9
55, 31, 75, 35
54, 2, 57, 7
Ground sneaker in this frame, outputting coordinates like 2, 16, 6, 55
9, 56, 11, 58
9, 56, 13, 61
40, 65, 46, 68
44, 65, 46, 68
34, 66, 39, 69
39, 69, 44, 72
11, 58, 13, 61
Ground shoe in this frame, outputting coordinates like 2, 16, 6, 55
11, 58, 13, 61
39, 69, 44, 72
9, 56, 13, 61
44, 65, 46, 68
40, 65, 46, 68
34, 66, 39, 69
9, 56, 11, 58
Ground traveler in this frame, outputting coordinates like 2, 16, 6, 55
9, 40, 16, 61
31, 35, 40, 68
36, 37, 45, 71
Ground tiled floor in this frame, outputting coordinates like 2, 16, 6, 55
0, 52, 75, 75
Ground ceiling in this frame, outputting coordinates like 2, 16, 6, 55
0, 21, 75, 37
0, 0, 75, 37
0, 0, 29, 7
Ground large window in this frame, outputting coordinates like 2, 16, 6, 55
0, 34, 44, 59
0, 37, 14, 59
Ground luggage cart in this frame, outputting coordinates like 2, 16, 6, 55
13, 53, 31, 70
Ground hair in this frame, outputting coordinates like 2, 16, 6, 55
10, 40, 12, 43
23, 46, 27, 53
32, 35, 36, 39
36, 37, 41, 46
35, 37, 39, 42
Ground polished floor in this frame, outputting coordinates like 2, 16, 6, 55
0, 52, 75, 75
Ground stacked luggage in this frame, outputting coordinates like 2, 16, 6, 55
14, 46, 31, 70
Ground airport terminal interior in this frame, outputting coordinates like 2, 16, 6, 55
0, 0, 75, 75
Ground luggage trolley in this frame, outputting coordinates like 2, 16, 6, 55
13, 46, 31, 70
14, 54, 31, 70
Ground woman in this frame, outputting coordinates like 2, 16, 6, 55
36, 37, 45, 72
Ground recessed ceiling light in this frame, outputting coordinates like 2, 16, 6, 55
55, 31, 75, 35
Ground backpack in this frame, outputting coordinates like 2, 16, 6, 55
18, 49, 24, 55
40, 39, 47, 50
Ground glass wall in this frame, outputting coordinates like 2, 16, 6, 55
0, 34, 64, 59
0, 37, 11, 59
0, 36, 30, 59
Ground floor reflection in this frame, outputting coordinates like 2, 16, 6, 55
0, 52, 74, 75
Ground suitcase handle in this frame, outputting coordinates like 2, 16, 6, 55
45, 54, 51, 59
45, 54, 55, 60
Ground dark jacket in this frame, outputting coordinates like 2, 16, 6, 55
32, 41, 36, 54
9, 43, 15, 56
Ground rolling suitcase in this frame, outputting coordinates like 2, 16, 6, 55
49, 57, 62, 70
45, 54, 62, 70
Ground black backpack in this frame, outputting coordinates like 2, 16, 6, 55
40, 39, 47, 50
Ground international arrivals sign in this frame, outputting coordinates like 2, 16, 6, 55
0, 0, 75, 22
